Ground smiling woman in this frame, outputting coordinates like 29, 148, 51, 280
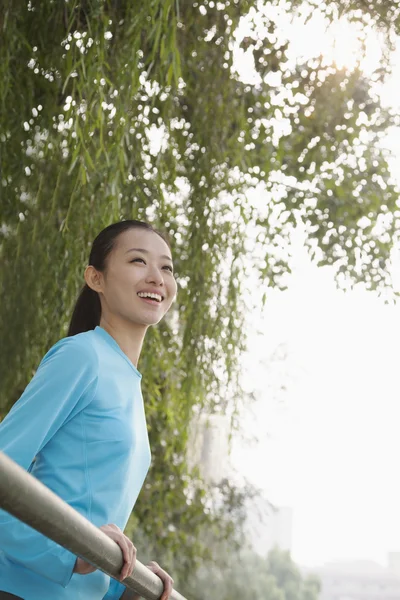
69, 221, 176, 341
0, 220, 177, 600
78, 223, 177, 366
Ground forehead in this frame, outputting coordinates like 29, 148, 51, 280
113, 228, 172, 258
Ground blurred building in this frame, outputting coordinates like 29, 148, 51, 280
305, 557, 400, 600
187, 413, 294, 561
187, 413, 232, 484
244, 494, 293, 557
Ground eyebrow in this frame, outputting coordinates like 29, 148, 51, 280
125, 248, 173, 263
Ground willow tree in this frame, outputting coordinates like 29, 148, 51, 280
1, 0, 400, 583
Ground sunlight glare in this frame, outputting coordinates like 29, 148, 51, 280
232, 5, 384, 86
286, 11, 382, 75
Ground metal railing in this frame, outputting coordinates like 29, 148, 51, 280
0, 451, 187, 600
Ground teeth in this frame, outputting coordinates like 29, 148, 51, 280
138, 292, 162, 302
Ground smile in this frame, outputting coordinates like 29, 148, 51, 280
137, 291, 164, 303
138, 297, 162, 306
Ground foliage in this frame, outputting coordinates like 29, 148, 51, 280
183, 543, 320, 600
266, 548, 321, 600
323, 0, 400, 36
124, 477, 253, 582
1, 0, 400, 579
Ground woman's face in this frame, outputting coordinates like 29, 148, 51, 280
93, 228, 177, 328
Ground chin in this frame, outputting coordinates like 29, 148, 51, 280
136, 315, 164, 327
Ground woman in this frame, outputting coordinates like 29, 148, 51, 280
0, 220, 177, 600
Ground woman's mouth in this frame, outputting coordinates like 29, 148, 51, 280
138, 297, 161, 306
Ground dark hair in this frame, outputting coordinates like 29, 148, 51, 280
67, 220, 171, 336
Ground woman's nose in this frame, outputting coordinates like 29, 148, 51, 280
145, 267, 164, 286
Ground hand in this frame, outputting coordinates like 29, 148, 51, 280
73, 523, 136, 581
146, 561, 174, 600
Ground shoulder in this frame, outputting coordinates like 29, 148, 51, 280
40, 331, 99, 374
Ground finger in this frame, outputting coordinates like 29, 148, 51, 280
125, 540, 136, 579
161, 578, 173, 600
160, 580, 167, 600
166, 577, 174, 599
121, 540, 131, 580
126, 541, 136, 577
118, 538, 131, 580
148, 563, 165, 598
146, 562, 174, 600
157, 571, 173, 600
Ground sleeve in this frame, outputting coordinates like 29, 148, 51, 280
103, 577, 127, 600
0, 336, 99, 588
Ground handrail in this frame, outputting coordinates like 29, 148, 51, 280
0, 451, 187, 600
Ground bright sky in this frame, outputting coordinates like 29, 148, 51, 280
232, 234, 400, 568
230, 2, 400, 569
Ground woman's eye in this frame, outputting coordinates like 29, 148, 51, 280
130, 258, 173, 273
130, 258, 145, 264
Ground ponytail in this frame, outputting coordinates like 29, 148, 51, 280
67, 284, 101, 336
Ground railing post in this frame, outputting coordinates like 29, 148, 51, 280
0, 451, 187, 600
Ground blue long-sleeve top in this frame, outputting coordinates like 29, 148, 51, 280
0, 325, 151, 600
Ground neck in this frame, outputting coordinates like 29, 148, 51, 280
98, 316, 148, 368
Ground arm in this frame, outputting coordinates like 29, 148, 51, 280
0, 336, 98, 587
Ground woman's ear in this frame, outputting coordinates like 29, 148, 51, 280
84, 265, 104, 294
